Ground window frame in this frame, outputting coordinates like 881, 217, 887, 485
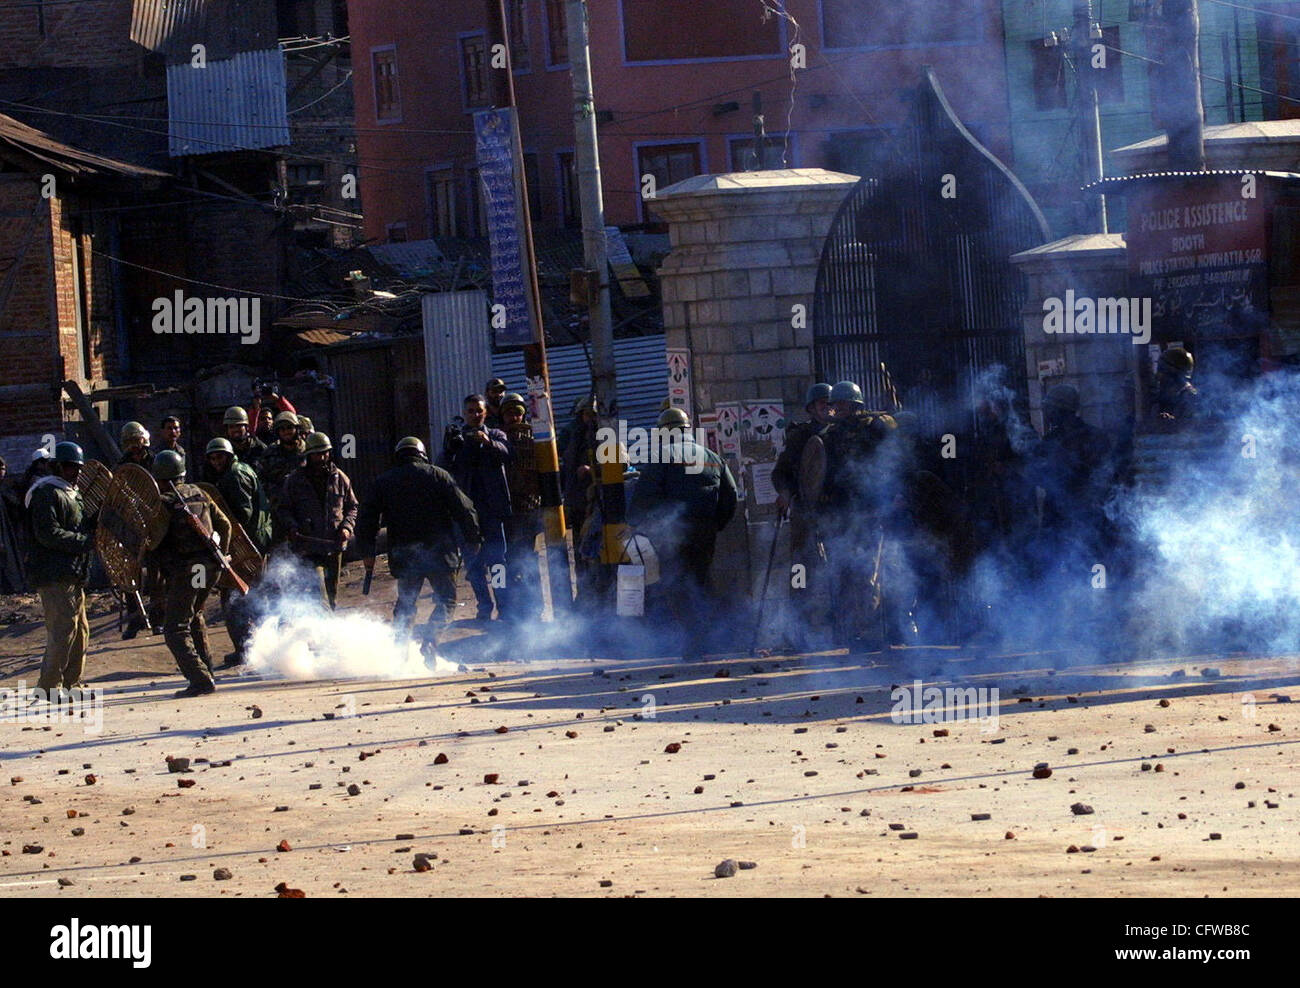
726, 133, 797, 172
542, 0, 571, 69
459, 31, 492, 111
618, 0, 787, 66
817, 0, 986, 53
633, 139, 707, 223
426, 164, 458, 240
370, 44, 401, 124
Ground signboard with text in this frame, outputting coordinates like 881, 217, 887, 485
474, 107, 534, 347
1127, 175, 1271, 346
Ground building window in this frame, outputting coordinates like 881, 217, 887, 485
728, 135, 791, 171
427, 167, 457, 239
461, 34, 490, 107
1028, 38, 1068, 110
386, 222, 408, 243
557, 152, 579, 227
508, 0, 531, 72
372, 47, 400, 121
637, 142, 703, 221
622, 0, 781, 61
467, 168, 489, 237
546, 0, 569, 65
821, 0, 982, 49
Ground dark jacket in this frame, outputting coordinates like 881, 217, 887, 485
257, 440, 306, 521
771, 418, 823, 503
216, 459, 272, 552
232, 435, 268, 470
25, 478, 93, 586
629, 438, 737, 545
439, 426, 513, 521
356, 460, 482, 575
277, 463, 358, 553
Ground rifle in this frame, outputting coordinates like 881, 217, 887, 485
164, 481, 249, 594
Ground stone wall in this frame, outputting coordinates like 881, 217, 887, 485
651, 169, 858, 621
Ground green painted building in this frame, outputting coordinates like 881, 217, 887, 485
1003, 0, 1296, 237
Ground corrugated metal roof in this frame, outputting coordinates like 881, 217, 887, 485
132, 0, 280, 63
369, 239, 447, 279
167, 49, 289, 157
489, 335, 668, 437
1084, 169, 1300, 192
0, 112, 170, 178
423, 291, 494, 444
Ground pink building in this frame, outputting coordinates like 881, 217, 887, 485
347, 0, 1016, 241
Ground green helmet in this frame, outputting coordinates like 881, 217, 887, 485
1043, 383, 1080, 414
804, 383, 832, 408
297, 416, 314, 434
223, 405, 249, 426
657, 407, 690, 429
120, 421, 149, 446
205, 437, 234, 456
152, 449, 185, 481
303, 431, 333, 454
54, 441, 84, 465
830, 381, 863, 405
274, 410, 299, 430
395, 436, 428, 459
1159, 347, 1194, 376
501, 392, 527, 412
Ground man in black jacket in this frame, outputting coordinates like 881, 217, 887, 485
358, 437, 482, 653
439, 394, 512, 623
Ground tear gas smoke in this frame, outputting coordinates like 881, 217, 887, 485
241, 555, 460, 681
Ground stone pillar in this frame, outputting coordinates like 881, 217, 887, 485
1011, 233, 1140, 435
651, 168, 859, 616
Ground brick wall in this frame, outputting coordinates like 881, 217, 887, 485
0, 0, 138, 69
0, 174, 61, 438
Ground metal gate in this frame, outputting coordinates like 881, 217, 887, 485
813, 68, 1051, 467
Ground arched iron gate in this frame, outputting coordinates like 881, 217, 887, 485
813, 69, 1052, 485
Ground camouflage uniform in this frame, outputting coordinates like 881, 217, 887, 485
771, 417, 830, 641
154, 484, 232, 691
276, 461, 358, 609
817, 409, 898, 649
503, 420, 543, 625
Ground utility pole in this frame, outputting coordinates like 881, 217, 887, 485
1072, 0, 1108, 232
1157, 0, 1206, 171
564, 0, 625, 577
484, 0, 573, 617
751, 91, 764, 170
565, 0, 624, 583
565, 0, 615, 416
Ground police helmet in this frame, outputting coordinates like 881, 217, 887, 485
152, 449, 185, 481
804, 383, 832, 409
54, 441, 84, 465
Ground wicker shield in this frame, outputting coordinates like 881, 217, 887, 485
74, 459, 113, 516
798, 433, 828, 505
94, 464, 166, 592
196, 482, 265, 590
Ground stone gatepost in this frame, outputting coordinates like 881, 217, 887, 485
651, 168, 859, 626
1010, 233, 1140, 435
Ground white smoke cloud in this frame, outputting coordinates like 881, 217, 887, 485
241, 555, 461, 681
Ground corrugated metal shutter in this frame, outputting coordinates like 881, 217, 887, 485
491, 334, 667, 433
423, 291, 494, 442
167, 49, 289, 157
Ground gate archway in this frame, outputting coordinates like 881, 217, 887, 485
812, 68, 1052, 476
